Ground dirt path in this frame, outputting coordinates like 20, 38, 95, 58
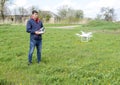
47, 25, 80, 29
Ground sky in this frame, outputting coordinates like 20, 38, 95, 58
9, 0, 120, 21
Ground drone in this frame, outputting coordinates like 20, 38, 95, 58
76, 31, 93, 42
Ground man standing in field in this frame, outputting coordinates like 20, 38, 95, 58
26, 10, 44, 65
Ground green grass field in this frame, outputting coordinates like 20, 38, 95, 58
0, 21, 120, 85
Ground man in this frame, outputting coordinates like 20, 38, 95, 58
26, 10, 44, 65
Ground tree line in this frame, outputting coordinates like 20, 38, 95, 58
0, 0, 117, 23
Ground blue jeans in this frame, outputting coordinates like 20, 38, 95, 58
28, 39, 42, 63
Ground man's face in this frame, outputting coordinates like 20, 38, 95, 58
32, 13, 38, 19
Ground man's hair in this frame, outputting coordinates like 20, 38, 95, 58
32, 10, 38, 14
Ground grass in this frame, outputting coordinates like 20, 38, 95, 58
0, 22, 120, 85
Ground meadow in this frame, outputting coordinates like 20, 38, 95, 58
0, 21, 120, 85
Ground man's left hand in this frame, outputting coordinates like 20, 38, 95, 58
35, 31, 40, 35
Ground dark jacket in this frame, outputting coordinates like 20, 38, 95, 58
26, 18, 43, 40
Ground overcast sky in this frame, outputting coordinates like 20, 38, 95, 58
9, 0, 120, 20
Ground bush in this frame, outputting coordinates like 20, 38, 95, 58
85, 20, 112, 26
83, 20, 120, 30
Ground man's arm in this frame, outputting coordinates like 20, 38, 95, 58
26, 20, 35, 34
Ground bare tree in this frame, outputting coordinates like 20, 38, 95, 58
99, 7, 115, 21
57, 5, 69, 19
38, 10, 51, 22
57, 5, 84, 23
18, 7, 28, 16
4, 5, 11, 15
0, 0, 8, 21
27, 6, 38, 15
75, 10, 84, 19
13, 8, 17, 15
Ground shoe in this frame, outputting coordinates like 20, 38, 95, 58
38, 62, 40, 64
28, 62, 32, 66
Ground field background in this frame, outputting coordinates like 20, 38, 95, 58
0, 21, 120, 85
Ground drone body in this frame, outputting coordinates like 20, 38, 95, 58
76, 31, 92, 42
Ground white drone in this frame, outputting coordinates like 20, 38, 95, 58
76, 31, 93, 42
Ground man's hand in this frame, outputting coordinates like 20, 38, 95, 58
35, 31, 40, 35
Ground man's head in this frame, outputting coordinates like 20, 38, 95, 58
32, 10, 38, 19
